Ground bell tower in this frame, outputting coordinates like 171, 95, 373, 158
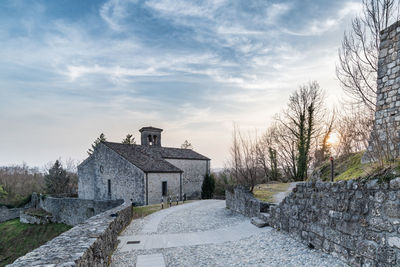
139, 126, 163, 147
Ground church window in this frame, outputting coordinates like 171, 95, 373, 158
108, 179, 111, 197
162, 181, 167, 196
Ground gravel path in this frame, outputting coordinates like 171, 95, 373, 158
158, 200, 247, 234
111, 200, 348, 267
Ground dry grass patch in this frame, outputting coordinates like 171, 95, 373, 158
132, 201, 193, 219
253, 183, 291, 203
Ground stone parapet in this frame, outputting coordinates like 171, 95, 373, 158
8, 203, 132, 267
269, 179, 400, 266
225, 187, 274, 218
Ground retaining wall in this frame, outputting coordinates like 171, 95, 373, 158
39, 196, 123, 225
225, 187, 273, 217
8, 203, 132, 267
0, 206, 23, 223
269, 179, 400, 267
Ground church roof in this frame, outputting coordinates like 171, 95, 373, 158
102, 142, 209, 173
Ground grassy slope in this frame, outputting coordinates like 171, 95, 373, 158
315, 151, 400, 182
0, 219, 72, 267
316, 152, 366, 181
253, 183, 290, 202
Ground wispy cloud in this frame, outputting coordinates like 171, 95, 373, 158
0, 0, 359, 167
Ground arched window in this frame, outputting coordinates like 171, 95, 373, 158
148, 135, 153, 146
153, 135, 157, 145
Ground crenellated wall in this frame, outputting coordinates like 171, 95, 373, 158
269, 179, 400, 267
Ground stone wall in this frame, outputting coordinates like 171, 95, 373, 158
269, 179, 400, 266
9, 203, 132, 267
147, 172, 181, 205
0, 193, 39, 223
364, 21, 400, 162
225, 187, 273, 217
0, 206, 23, 223
165, 158, 209, 199
39, 196, 123, 225
78, 143, 145, 205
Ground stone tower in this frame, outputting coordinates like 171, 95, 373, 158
139, 126, 163, 147
363, 21, 400, 163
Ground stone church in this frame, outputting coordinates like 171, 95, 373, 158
78, 127, 210, 205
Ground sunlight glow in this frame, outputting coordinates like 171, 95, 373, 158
327, 132, 340, 147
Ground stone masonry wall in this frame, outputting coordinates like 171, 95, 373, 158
0, 206, 23, 223
165, 159, 209, 199
78, 143, 145, 205
147, 172, 181, 205
39, 196, 123, 225
226, 187, 272, 217
269, 179, 400, 266
9, 203, 132, 267
364, 21, 400, 162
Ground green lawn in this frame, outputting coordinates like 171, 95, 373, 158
253, 183, 290, 202
0, 219, 71, 267
132, 201, 192, 219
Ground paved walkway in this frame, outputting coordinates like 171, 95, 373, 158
111, 200, 348, 267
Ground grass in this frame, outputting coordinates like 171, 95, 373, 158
0, 219, 72, 267
253, 183, 291, 202
313, 151, 400, 182
132, 200, 192, 219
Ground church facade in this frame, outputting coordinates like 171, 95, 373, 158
78, 127, 210, 205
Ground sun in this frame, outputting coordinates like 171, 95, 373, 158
327, 132, 340, 147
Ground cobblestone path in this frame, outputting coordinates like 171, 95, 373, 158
111, 200, 348, 267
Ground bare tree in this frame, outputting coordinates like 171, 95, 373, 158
257, 124, 280, 182
337, 0, 399, 110
336, 105, 373, 156
278, 81, 325, 181
228, 125, 261, 192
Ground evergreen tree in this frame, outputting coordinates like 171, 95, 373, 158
122, 134, 136, 144
201, 173, 215, 199
181, 140, 193, 149
45, 160, 70, 195
87, 133, 106, 155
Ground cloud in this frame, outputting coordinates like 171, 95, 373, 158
100, 0, 135, 31
283, 1, 362, 36
0, 0, 358, 167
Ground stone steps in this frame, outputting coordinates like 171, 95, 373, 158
251, 212, 270, 228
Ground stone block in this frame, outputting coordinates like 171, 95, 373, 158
388, 236, 400, 249
390, 177, 400, 189
384, 201, 400, 218
369, 217, 394, 232
377, 246, 397, 265
366, 179, 380, 190
251, 217, 268, 228
356, 240, 378, 259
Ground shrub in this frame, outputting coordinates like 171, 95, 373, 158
201, 174, 215, 199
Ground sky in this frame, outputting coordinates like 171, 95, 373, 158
0, 0, 363, 169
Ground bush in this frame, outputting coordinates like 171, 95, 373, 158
201, 174, 215, 199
